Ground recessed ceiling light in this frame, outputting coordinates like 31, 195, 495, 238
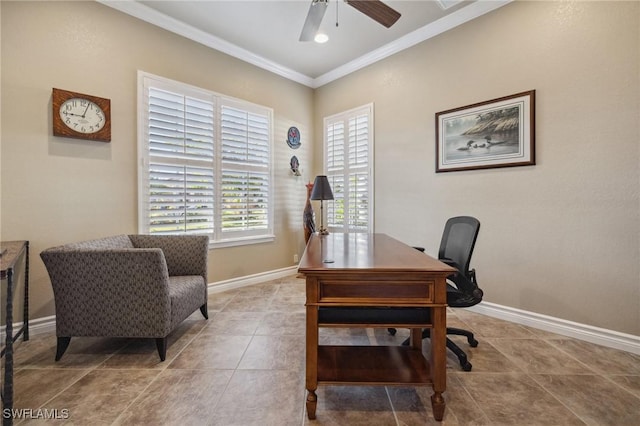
314, 33, 329, 44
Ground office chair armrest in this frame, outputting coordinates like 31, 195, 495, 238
469, 268, 484, 298
469, 268, 480, 285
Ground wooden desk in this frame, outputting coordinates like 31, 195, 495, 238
1, 241, 30, 426
298, 233, 455, 421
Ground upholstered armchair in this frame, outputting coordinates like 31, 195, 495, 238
40, 234, 209, 361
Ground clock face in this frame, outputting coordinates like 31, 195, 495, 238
59, 98, 106, 134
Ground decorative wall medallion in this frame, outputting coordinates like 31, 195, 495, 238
290, 155, 301, 176
286, 126, 301, 149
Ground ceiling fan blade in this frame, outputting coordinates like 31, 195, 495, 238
299, 0, 329, 42
346, 0, 401, 28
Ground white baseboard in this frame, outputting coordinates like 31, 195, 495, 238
206, 265, 299, 294
5, 267, 639, 356
0, 315, 57, 340
468, 301, 640, 355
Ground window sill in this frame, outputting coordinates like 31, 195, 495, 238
209, 234, 276, 249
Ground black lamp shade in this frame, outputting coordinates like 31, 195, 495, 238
310, 175, 334, 200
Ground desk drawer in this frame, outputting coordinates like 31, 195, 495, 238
318, 279, 434, 304
318, 306, 431, 326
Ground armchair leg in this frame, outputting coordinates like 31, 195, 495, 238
55, 337, 71, 361
156, 337, 167, 361
200, 303, 209, 320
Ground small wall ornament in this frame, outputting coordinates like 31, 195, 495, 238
286, 126, 301, 149
290, 155, 301, 176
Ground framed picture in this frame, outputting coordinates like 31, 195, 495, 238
436, 90, 535, 173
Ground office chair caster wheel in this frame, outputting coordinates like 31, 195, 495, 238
387, 328, 397, 336
468, 337, 479, 347
462, 361, 473, 372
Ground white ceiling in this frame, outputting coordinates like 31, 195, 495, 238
101, 0, 510, 88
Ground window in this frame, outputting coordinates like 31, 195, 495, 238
323, 104, 374, 233
138, 72, 274, 247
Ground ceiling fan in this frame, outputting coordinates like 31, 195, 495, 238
299, 0, 402, 42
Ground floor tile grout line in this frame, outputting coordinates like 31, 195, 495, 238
25, 366, 93, 421
525, 370, 592, 425
21, 339, 127, 420
456, 376, 494, 423
114, 289, 254, 424
108, 324, 208, 425
600, 373, 640, 402
207, 290, 258, 415
384, 386, 401, 426
543, 338, 602, 374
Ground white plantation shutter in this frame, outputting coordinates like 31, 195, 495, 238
146, 87, 215, 235
220, 104, 270, 234
139, 72, 274, 246
324, 104, 373, 233
148, 163, 215, 234
326, 175, 345, 227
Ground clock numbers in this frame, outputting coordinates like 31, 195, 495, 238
59, 97, 106, 134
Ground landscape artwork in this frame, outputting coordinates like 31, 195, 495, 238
436, 91, 535, 172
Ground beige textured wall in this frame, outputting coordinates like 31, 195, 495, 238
1, 1, 314, 319
315, 1, 639, 335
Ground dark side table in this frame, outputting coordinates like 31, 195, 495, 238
1, 241, 30, 426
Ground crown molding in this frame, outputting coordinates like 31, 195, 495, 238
97, 0, 315, 87
313, 0, 512, 88
99, 0, 511, 89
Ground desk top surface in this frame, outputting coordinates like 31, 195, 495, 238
298, 233, 455, 274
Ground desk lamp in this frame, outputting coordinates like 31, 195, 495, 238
310, 175, 334, 235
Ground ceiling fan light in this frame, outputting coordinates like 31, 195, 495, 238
314, 33, 329, 43
299, 0, 329, 41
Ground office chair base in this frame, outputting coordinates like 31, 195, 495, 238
399, 329, 475, 371
447, 327, 479, 347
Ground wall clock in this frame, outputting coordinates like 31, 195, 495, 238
286, 126, 301, 149
52, 88, 111, 142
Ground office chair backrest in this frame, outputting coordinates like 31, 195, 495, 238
438, 216, 480, 280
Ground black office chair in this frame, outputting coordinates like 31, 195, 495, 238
390, 216, 483, 371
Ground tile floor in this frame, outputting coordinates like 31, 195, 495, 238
5, 275, 640, 425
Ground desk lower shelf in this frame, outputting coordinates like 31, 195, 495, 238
317, 345, 431, 385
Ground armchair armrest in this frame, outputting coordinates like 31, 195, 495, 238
40, 248, 172, 337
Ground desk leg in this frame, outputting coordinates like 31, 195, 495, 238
409, 328, 422, 349
3, 269, 15, 426
305, 304, 318, 419
23, 242, 29, 342
430, 306, 446, 421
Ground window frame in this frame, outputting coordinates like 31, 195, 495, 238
137, 71, 275, 248
323, 103, 375, 233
